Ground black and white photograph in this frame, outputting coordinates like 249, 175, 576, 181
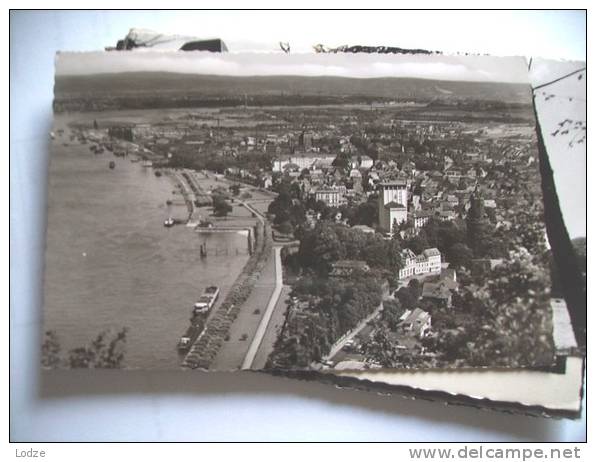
42, 49, 582, 373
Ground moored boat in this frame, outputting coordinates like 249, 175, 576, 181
193, 286, 220, 314
177, 320, 205, 352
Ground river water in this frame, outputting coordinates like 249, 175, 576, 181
43, 115, 249, 369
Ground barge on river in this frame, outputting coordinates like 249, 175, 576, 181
193, 286, 220, 314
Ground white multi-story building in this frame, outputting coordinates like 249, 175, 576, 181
315, 187, 345, 207
398, 247, 442, 280
273, 153, 336, 172
412, 210, 432, 229
378, 180, 408, 233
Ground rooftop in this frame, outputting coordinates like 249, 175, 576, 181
384, 201, 407, 210
423, 248, 441, 258
422, 282, 452, 299
332, 260, 370, 270
379, 179, 407, 187
401, 308, 431, 325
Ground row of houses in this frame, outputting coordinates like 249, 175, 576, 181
273, 153, 374, 173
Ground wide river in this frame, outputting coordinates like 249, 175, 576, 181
43, 115, 249, 369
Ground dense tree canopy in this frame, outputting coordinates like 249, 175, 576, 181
212, 194, 232, 217
41, 328, 129, 369
268, 273, 383, 368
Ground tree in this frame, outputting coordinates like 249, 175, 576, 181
41, 330, 61, 368
67, 328, 129, 368
403, 233, 429, 255
395, 286, 418, 311
437, 221, 465, 252
387, 238, 403, 271
297, 221, 345, 274
407, 278, 422, 299
381, 299, 405, 330
332, 152, 351, 170
363, 329, 398, 367
229, 183, 241, 196
446, 243, 473, 269
354, 199, 378, 227
364, 237, 390, 269
268, 273, 383, 368
391, 218, 401, 239
278, 220, 294, 235
41, 328, 129, 369
289, 203, 307, 227
289, 182, 303, 200
273, 207, 291, 226
268, 190, 291, 216
212, 194, 232, 217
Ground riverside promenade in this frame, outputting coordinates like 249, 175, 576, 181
181, 175, 276, 370
241, 246, 283, 369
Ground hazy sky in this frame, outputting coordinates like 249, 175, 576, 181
56, 51, 531, 83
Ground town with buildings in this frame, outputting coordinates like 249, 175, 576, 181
51, 72, 557, 371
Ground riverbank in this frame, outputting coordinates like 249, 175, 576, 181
182, 220, 273, 369
211, 247, 277, 370
45, 119, 250, 369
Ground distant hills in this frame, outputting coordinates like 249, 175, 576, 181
55, 72, 531, 104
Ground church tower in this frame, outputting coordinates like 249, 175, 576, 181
378, 180, 408, 233
466, 187, 488, 256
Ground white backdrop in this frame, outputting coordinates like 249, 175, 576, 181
9, 10, 586, 441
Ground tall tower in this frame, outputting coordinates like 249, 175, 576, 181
378, 180, 408, 232
466, 188, 487, 256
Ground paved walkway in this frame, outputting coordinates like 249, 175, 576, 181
241, 246, 283, 369
251, 285, 292, 370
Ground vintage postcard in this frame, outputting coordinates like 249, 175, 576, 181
43, 51, 570, 372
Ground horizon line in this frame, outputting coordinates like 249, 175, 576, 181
55, 70, 530, 86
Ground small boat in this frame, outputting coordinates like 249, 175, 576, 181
193, 286, 220, 314
109, 161, 116, 170
177, 321, 205, 352
164, 217, 175, 227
